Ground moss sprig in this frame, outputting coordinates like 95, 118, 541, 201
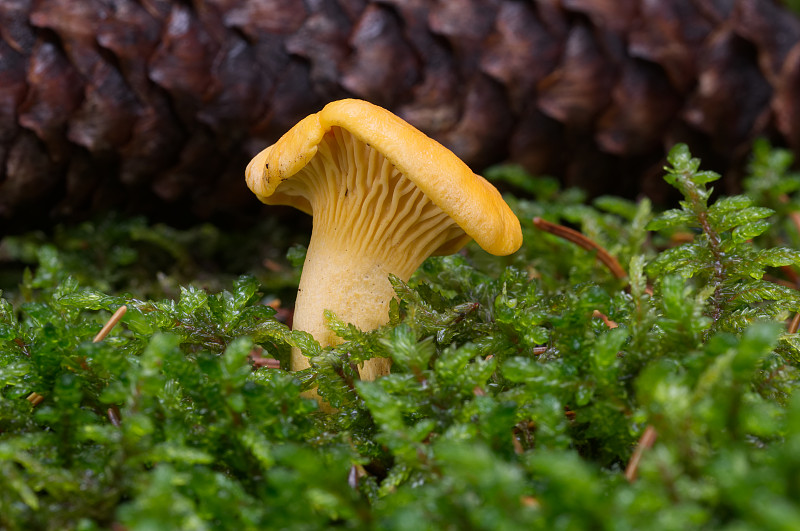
647, 144, 800, 332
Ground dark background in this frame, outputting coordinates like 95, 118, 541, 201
1, 0, 799, 233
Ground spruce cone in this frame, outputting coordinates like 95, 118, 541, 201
1, 0, 799, 232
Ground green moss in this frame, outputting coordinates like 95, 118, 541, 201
2, 142, 800, 529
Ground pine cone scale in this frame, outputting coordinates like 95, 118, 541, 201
1, 0, 799, 231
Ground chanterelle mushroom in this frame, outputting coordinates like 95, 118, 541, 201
246, 99, 521, 383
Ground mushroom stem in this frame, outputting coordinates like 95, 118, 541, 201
292, 185, 459, 380
292, 235, 396, 380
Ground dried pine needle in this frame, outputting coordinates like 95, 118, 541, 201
93, 305, 128, 343
26, 392, 45, 406
625, 425, 658, 482
533, 217, 628, 280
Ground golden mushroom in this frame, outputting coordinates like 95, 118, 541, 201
246, 99, 521, 383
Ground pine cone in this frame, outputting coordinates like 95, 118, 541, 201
1, 0, 799, 232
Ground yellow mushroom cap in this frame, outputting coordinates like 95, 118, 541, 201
246, 98, 522, 256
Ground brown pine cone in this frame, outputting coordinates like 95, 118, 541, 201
1, 0, 799, 233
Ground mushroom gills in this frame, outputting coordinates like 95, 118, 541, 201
277, 127, 469, 268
